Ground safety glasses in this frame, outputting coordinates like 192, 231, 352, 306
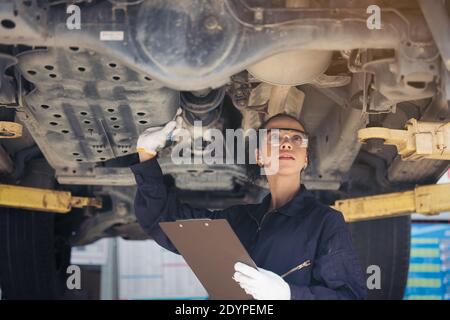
264, 128, 309, 148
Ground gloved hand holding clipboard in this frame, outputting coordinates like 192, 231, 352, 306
159, 218, 257, 300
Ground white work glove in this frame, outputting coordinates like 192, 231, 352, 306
136, 108, 182, 155
233, 262, 291, 300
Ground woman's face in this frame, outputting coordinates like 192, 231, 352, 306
257, 116, 308, 176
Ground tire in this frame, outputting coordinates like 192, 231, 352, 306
0, 158, 72, 299
348, 215, 411, 300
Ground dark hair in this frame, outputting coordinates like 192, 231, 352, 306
245, 113, 309, 185
260, 113, 307, 131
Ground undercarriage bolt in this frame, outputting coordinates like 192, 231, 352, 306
204, 16, 219, 31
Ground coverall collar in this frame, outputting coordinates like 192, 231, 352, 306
252, 184, 315, 218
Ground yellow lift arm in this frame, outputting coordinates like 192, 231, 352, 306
0, 183, 102, 213
0, 121, 22, 139
358, 118, 450, 160
0, 182, 448, 222
333, 183, 450, 222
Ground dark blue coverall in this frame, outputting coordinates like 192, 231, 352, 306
130, 156, 367, 300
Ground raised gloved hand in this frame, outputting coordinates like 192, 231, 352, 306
136, 108, 182, 156
233, 262, 291, 300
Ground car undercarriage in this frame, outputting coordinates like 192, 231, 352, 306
0, 0, 449, 299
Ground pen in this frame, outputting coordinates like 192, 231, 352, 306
281, 259, 311, 278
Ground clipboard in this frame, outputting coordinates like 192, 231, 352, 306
159, 218, 257, 300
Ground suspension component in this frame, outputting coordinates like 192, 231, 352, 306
180, 88, 225, 126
